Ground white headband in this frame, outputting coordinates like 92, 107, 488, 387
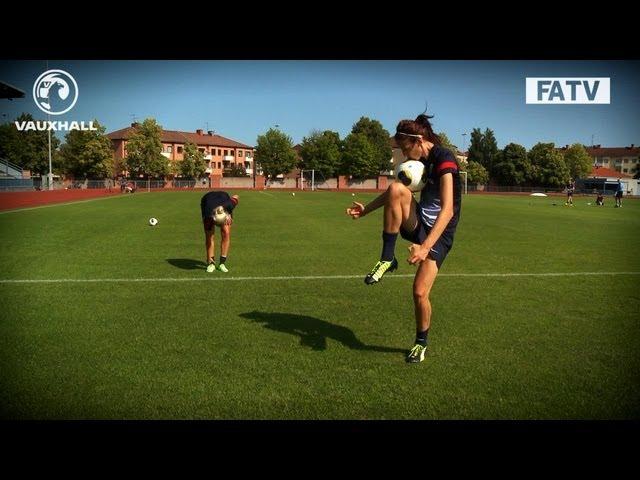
396, 132, 422, 138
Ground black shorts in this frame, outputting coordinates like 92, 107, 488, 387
399, 203, 455, 270
567, 190, 574, 196
203, 217, 215, 231
615, 191, 623, 198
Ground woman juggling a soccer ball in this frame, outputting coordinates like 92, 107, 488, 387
346, 114, 462, 363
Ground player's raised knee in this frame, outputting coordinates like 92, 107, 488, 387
388, 181, 411, 197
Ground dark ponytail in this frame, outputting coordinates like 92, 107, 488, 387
394, 111, 442, 145
414, 114, 441, 145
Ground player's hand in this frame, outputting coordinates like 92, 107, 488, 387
225, 215, 233, 226
408, 244, 429, 265
346, 202, 365, 219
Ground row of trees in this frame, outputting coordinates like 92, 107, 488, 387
465, 128, 601, 188
2, 113, 637, 186
255, 117, 458, 180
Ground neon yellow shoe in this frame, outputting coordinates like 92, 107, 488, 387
206, 262, 216, 273
217, 263, 229, 273
405, 343, 427, 363
364, 258, 398, 285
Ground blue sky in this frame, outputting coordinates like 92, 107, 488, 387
1, 60, 638, 150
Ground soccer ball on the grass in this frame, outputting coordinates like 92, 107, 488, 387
213, 206, 229, 226
395, 160, 427, 192
149, 217, 158, 226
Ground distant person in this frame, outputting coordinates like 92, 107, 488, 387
596, 192, 604, 206
615, 179, 624, 207
565, 178, 575, 206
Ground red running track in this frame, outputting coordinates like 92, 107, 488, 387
0, 188, 123, 212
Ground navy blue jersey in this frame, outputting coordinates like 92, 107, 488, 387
200, 191, 236, 218
566, 182, 575, 191
417, 145, 461, 233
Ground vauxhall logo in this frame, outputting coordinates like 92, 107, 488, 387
14, 69, 97, 132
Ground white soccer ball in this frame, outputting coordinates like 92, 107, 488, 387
149, 217, 158, 226
292, 192, 296, 196
212, 206, 229, 226
394, 160, 426, 192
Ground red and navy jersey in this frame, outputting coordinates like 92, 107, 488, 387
418, 145, 462, 232
566, 182, 575, 191
200, 191, 236, 218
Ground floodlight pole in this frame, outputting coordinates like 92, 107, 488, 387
47, 112, 53, 190
46, 60, 53, 190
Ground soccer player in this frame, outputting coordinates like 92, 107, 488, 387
615, 179, 624, 207
346, 113, 462, 363
596, 191, 604, 206
200, 191, 239, 273
565, 178, 575, 206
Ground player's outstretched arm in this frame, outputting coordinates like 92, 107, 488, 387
346, 190, 389, 219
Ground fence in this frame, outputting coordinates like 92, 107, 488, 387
4, 175, 632, 196
0, 178, 34, 191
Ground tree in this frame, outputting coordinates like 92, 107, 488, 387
254, 128, 298, 179
466, 128, 485, 168
466, 128, 499, 178
59, 119, 114, 178
482, 128, 499, 176
465, 160, 489, 185
178, 141, 206, 179
227, 164, 249, 177
563, 143, 593, 180
299, 130, 342, 178
528, 143, 570, 187
341, 133, 378, 179
437, 132, 458, 157
351, 117, 392, 174
492, 143, 530, 185
124, 118, 168, 178
0, 113, 62, 175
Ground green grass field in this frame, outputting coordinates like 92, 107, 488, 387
1, 190, 639, 419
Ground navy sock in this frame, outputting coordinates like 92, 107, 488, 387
209, 257, 215, 264
416, 329, 429, 346
220, 256, 227, 265
381, 231, 398, 262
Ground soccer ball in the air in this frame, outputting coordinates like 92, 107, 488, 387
149, 217, 158, 226
395, 160, 426, 192
213, 206, 229, 226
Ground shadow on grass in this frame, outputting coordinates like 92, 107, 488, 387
240, 311, 406, 353
166, 258, 207, 270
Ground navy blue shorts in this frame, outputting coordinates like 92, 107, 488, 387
399, 203, 455, 270
203, 217, 215, 231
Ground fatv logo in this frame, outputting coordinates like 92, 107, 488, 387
33, 69, 79, 115
526, 78, 610, 104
